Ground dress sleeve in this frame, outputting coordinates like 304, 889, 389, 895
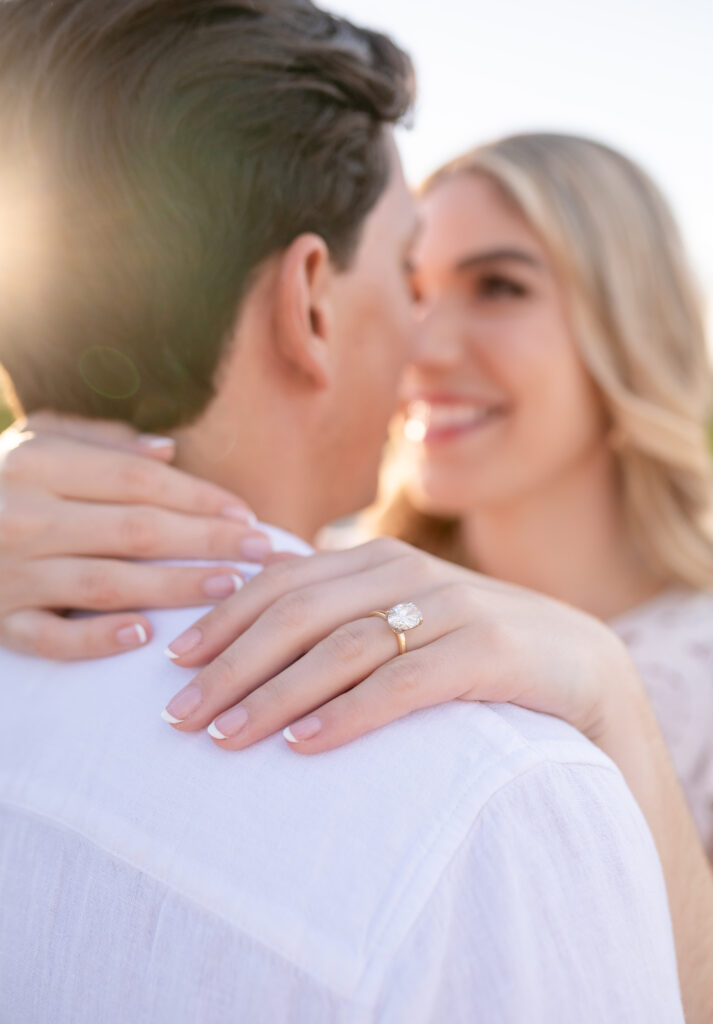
376, 760, 684, 1024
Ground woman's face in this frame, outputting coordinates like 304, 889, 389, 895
401, 172, 609, 517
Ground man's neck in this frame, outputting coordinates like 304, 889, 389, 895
166, 286, 349, 544
172, 420, 325, 544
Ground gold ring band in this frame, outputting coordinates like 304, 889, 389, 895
369, 611, 407, 655
369, 603, 423, 656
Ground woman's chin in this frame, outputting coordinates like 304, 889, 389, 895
405, 454, 518, 517
405, 477, 480, 520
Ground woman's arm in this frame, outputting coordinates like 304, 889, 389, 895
0, 413, 273, 659
595, 686, 713, 1024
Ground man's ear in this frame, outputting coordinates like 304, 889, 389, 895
273, 233, 333, 388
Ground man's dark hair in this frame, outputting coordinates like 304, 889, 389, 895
0, 0, 413, 429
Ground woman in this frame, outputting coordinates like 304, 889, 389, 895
372, 132, 713, 852
1, 133, 713, 1017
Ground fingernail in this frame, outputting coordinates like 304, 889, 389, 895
222, 506, 258, 527
202, 574, 243, 599
163, 626, 202, 660
161, 683, 202, 724
241, 535, 273, 563
138, 434, 175, 450
208, 706, 249, 740
283, 716, 322, 743
116, 623, 148, 648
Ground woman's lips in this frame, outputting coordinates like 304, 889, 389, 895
403, 399, 506, 444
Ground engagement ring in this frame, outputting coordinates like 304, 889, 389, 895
369, 602, 423, 655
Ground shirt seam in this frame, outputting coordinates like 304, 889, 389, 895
353, 756, 624, 1005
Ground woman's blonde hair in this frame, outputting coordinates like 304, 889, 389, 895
373, 132, 713, 589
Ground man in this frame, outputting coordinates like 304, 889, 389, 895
0, 0, 684, 1021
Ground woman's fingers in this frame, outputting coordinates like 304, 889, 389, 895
0, 608, 154, 661
2, 432, 251, 518
282, 629, 477, 754
202, 616, 397, 748
162, 578, 468, 735
9, 557, 245, 612
15, 411, 176, 457
164, 538, 424, 667
9, 497, 272, 561
162, 553, 432, 728
204, 590, 461, 750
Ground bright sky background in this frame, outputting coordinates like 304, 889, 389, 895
330, 0, 713, 330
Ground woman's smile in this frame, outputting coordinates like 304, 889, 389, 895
403, 395, 509, 446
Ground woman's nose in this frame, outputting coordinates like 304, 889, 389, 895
410, 304, 468, 370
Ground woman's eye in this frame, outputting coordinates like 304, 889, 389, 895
478, 275, 527, 299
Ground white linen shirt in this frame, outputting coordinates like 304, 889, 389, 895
0, 524, 684, 1023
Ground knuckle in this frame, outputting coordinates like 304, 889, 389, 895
438, 581, 476, 609
118, 509, 159, 556
381, 658, 422, 698
268, 589, 313, 631
201, 522, 240, 559
115, 461, 156, 501
368, 536, 409, 560
205, 590, 244, 628
467, 604, 506, 649
261, 556, 302, 590
0, 504, 41, 551
29, 631, 51, 659
251, 675, 283, 708
483, 615, 508, 648
0, 559, 25, 602
402, 550, 436, 586
0, 445, 24, 483
0, 434, 46, 482
75, 567, 121, 609
324, 622, 366, 665
204, 652, 240, 692
31, 622, 66, 661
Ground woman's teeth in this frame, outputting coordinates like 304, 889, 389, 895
404, 400, 498, 441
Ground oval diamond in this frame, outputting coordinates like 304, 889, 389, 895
387, 602, 423, 632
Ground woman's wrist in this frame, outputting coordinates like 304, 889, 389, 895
572, 626, 640, 737
588, 644, 680, 833
581, 634, 661, 779
596, 667, 653, 753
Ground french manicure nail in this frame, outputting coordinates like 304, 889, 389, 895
208, 706, 249, 740
222, 506, 258, 526
202, 574, 243, 599
138, 434, 175, 450
116, 623, 148, 648
163, 626, 202, 660
241, 535, 273, 563
283, 716, 322, 743
161, 683, 202, 724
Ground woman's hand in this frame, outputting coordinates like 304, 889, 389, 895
161, 537, 641, 753
0, 412, 274, 660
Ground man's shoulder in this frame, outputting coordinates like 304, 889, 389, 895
0, 607, 632, 1001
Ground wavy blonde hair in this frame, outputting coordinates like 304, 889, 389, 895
372, 132, 713, 589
